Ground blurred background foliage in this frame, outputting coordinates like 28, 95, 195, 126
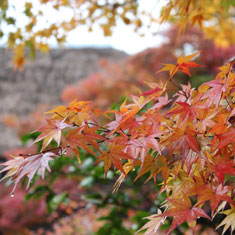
0, 0, 234, 69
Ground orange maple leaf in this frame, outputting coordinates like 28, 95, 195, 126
134, 155, 169, 183
157, 51, 202, 79
32, 118, 71, 150
96, 144, 132, 178
65, 125, 104, 162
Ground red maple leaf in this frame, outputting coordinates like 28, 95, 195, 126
196, 184, 234, 214
158, 195, 211, 234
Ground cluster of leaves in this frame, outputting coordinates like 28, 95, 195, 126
0, 132, 159, 234
0, 0, 234, 69
160, 0, 235, 47
1, 52, 235, 234
3, 26, 235, 153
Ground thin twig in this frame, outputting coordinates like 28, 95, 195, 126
170, 79, 189, 100
19, 146, 70, 157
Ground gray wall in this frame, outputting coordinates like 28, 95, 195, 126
0, 48, 126, 153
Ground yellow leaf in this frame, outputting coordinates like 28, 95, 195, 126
177, 51, 200, 64
216, 206, 235, 235
157, 64, 176, 78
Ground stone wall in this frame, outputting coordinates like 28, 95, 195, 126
0, 47, 126, 153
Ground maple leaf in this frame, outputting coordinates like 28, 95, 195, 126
157, 63, 177, 78
46, 99, 100, 126
210, 113, 228, 135
164, 127, 200, 167
216, 205, 235, 235
138, 81, 164, 100
200, 78, 227, 108
208, 156, 235, 183
196, 109, 218, 132
131, 95, 151, 109
217, 128, 235, 149
160, 2, 173, 23
0, 152, 55, 195
164, 171, 205, 199
136, 209, 166, 235
157, 52, 202, 78
134, 155, 169, 183
151, 93, 170, 110
0, 155, 24, 181
167, 102, 198, 126
185, 130, 200, 153
159, 195, 211, 234
113, 159, 140, 194
106, 99, 140, 134
216, 62, 232, 79
140, 86, 162, 97
96, 144, 133, 178
13, 44, 25, 70
174, 82, 195, 103
46, 99, 90, 115
32, 117, 71, 150
65, 125, 104, 162
191, 14, 203, 28
196, 184, 234, 214
128, 124, 162, 166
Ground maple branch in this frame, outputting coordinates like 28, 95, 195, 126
87, 121, 110, 132
55, 112, 80, 127
169, 79, 189, 100
225, 96, 232, 110
95, 0, 137, 9
224, 64, 234, 110
19, 145, 70, 157
88, 121, 131, 139
54, 112, 64, 119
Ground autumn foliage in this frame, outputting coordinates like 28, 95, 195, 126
1, 0, 235, 234
1, 52, 235, 234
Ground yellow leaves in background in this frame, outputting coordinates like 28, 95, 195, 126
2, 0, 234, 69
13, 44, 25, 70
160, 0, 235, 47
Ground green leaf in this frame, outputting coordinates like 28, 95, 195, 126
46, 192, 68, 214
21, 132, 41, 145
25, 185, 52, 201
224, 173, 235, 185
79, 176, 94, 188
220, 0, 235, 11
6, 17, 15, 25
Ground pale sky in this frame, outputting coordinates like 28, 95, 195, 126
3, 0, 168, 54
